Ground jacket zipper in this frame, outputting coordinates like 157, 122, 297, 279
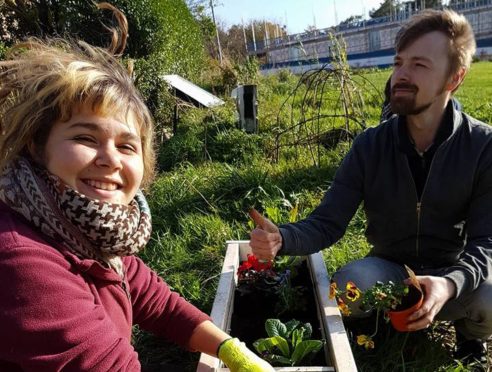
416, 150, 442, 259
121, 280, 131, 299
404, 111, 457, 261
406, 150, 439, 260
416, 202, 422, 257
120, 270, 131, 300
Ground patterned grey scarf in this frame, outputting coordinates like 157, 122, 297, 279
0, 157, 152, 276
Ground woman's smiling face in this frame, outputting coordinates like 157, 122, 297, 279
40, 105, 144, 205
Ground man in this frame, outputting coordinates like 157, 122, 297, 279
249, 9, 492, 367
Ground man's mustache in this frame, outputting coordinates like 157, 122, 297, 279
391, 83, 418, 94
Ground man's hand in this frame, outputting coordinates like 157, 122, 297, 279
248, 208, 282, 261
405, 275, 456, 331
218, 338, 275, 372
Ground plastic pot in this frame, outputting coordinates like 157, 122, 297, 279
387, 285, 424, 332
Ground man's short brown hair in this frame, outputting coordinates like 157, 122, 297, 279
395, 9, 476, 75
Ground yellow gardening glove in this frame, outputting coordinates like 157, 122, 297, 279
218, 338, 275, 372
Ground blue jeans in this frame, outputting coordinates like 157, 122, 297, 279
332, 257, 492, 340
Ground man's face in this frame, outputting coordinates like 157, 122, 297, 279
391, 31, 453, 116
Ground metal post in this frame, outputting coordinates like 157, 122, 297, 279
264, 20, 269, 48
209, 0, 223, 64
242, 18, 248, 53
333, 0, 339, 26
251, 23, 257, 51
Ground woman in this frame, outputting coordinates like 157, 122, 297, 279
0, 4, 273, 371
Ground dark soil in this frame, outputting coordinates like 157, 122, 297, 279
229, 260, 327, 366
395, 284, 422, 311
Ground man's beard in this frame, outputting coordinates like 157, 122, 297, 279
390, 82, 443, 115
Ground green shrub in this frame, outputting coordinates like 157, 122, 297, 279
157, 125, 205, 171
207, 129, 265, 165
157, 104, 269, 171
130, 0, 206, 134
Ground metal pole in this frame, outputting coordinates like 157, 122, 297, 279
264, 20, 269, 48
242, 18, 248, 54
251, 23, 257, 51
209, 0, 223, 64
333, 0, 339, 26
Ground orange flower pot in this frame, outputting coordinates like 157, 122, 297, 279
387, 285, 424, 332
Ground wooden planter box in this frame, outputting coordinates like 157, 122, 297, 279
197, 240, 357, 372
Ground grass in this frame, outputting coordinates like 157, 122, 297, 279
456, 62, 492, 123
135, 61, 492, 371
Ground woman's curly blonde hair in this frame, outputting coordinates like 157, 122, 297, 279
0, 3, 155, 187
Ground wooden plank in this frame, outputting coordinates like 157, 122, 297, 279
196, 242, 239, 372
233, 240, 252, 262
308, 252, 358, 372
210, 242, 239, 330
307, 254, 333, 367
217, 368, 335, 372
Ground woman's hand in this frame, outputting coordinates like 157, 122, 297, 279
218, 338, 275, 372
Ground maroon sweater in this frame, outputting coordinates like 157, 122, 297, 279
0, 202, 211, 371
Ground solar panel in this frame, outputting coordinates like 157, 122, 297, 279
163, 74, 224, 108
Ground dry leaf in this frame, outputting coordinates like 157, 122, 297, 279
404, 264, 422, 292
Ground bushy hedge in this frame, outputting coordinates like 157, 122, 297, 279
207, 128, 265, 164
157, 124, 204, 171
0, 0, 204, 132
157, 104, 269, 171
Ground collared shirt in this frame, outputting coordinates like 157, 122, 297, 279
398, 101, 454, 199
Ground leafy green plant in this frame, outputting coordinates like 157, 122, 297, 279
360, 281, 411, 313
253, 319, 324, 366
272, 255, 307, 314
273, 256, 303, 274
275, 278, 307, 315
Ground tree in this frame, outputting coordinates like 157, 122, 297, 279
207, 19, 287, 63
0, 0, 204, 64
304, 24, 318, 33
369, 0, 442, 19
244, 20, 286, 47
0, 1, 95, 43
369, 0, 399, 18
338, 15, 364, 28
0, 0, 206, 138
185, 0, 217, 55
219, 23, 248, 62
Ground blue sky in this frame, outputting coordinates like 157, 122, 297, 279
213, 0, 385, 34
